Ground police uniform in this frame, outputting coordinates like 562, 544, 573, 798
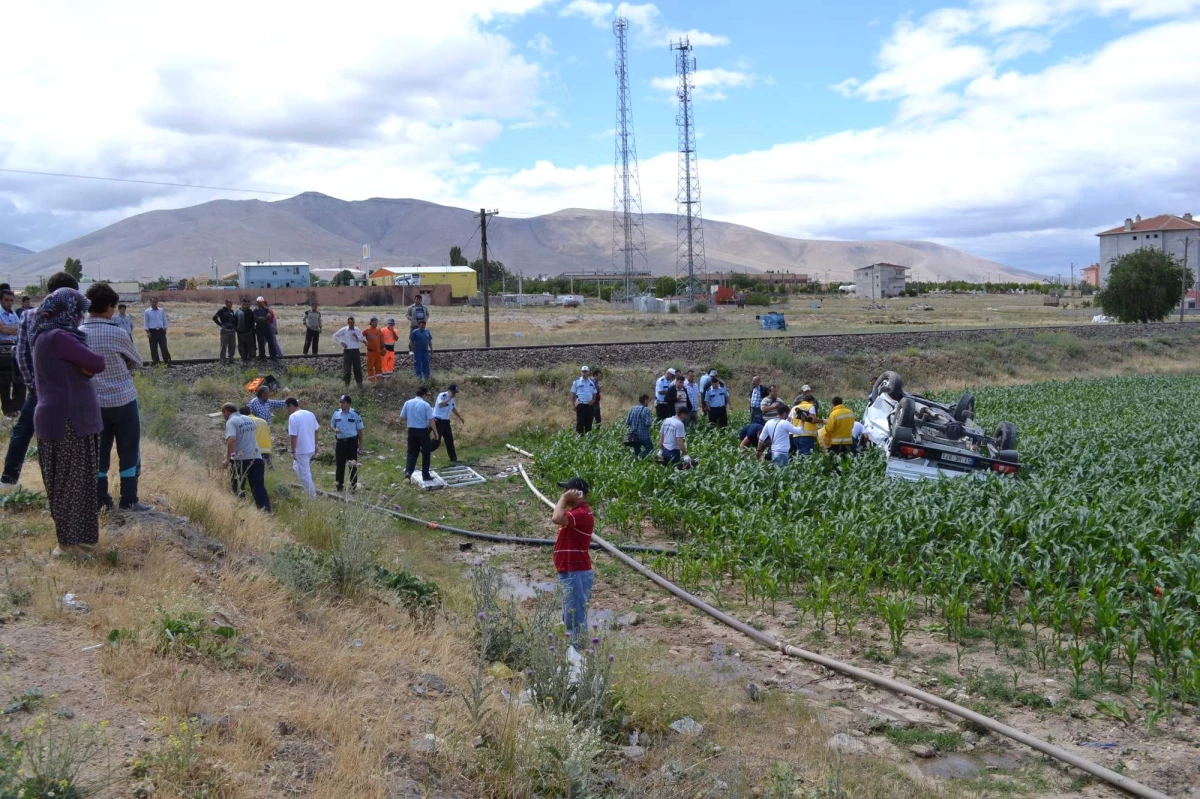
571, 374, 597, 434
331, 406, 364, 490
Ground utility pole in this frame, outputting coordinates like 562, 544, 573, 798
1069, 262, 1075, 296
1182, 236, 1190, 323
480, 208, 498, 347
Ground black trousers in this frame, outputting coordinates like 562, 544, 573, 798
255, 327, 270, 359
708, 406, 728, 428
230, 458, 271, 512
147, 329, 171, 364
593, 403, 602, 425
575, 403, 594, 435
0, 352, 25, 416
655, 402, 671, 420
406, 428, 432, 480
335, 437, 359, 490
236, 331, 253, 362
435, 418, 457, 462
342, 349, 363, 387
97, 399, 141, 509
304, 329, 320, 355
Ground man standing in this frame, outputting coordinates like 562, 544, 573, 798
400, 386, 439, 483
235, 299, 255, 363
363, 317, 384, 381
406, 293, 430, 330
749, 376, 764, 425
222, 403, 270, 512
683, 370, 701, 425
114, 303, 134, 335
658, 406, 689, 466
213, 299, 237, 365
703, 376, 730, 428
0, 289, 24, 417
265, 302, 282, 359
551, 477, 594, 641
252, 297, 272, 360
408, 319, 433, 381
333, 317, 366, 390
1, 271, 79, 490
624, 394, 653, 459
331, 394, 364, 492
18, 296, 33, 318
286, 397, 319, 498
791, 388, 821, 457
143, 297, 171, 366
759, 384, 780, 418
249, 385, 287, 423
757, 402, 804, 466
654, 368, 675, 420
433, 384, 465, 464
81, 283, 149, 512
664, 373, 693, 419
380, 318, 400, 376
823, 397, 856, 456
303, 302, 322, 355
246, 404, 274, 469
570, 365, 597, 435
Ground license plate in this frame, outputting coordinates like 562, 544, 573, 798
941, 453, 974, 466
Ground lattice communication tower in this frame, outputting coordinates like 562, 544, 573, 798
611, 17, 647, 301
672, 36, 706, 305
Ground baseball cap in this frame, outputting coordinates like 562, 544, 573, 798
339, 394, 351, 403
581, 365, 590, 371
387, 318, 395, 324
370, 316, 378, 323
557, 476, 590, 495
666, 367, 676, 375
256, 296, 265, 302
709, 370, 718, 376
801, 384, 812, 392
447, 383, 458, 392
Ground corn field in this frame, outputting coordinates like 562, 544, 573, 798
529, 374, 1200, 724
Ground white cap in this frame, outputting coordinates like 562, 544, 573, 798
709, 370, 718, 376
667, 367, 676, 375
581, 365, 590, 371
801, 384, 812, 392
256, 296, 265, 302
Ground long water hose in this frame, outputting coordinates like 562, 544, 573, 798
513, 462, 1171, 799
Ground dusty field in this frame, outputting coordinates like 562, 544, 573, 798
120, 293, 1103, 360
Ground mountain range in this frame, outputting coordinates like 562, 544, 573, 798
0, 193, 1040, 284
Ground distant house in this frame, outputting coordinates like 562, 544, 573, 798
1096, 214, 1200, 285
368, 266, 478, 299
237, 261, 310, 289
1080, 264, 1100, 288
853, 263, 909, 299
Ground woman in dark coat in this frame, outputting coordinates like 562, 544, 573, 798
31, 288, 106, 557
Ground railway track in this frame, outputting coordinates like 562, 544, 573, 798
151, 321, 1197, 375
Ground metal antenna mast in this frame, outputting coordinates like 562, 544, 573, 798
611, 16, 647, 302
672, 37, 705, 305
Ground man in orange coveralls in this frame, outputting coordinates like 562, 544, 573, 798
380, 318, 400, 377
363, 317, 384, 381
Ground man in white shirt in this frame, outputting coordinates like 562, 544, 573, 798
332, 317, 366, 390
570, 365, 598, 435
658, 406, 689, 466
142, 297, 171, 366
654, 367, 676, 420
400, 386, 439, 482
433, 384, 466, 464
757, 402, 805, 466
285, 398, 319, 497
114, 303, 134, 336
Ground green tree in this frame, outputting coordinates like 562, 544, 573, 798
449, 246, 468, 266
63, 257, 83, 281
332, 269, 354, 287
653, 276, 676, 298
470, 258, 508, 292
1096, 249, 1193, 323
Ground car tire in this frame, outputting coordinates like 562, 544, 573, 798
993, 421, 1017, 451
894, 396, 916, 430
952, 393, 975, 423
873, 370, 904, 402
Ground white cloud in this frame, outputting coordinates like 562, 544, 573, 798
562, 1, 728, 46
561, 0, 613, 26
650, 68, 760, 100
528, 32, 555, 56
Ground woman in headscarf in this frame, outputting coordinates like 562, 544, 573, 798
31, 288, 106, 557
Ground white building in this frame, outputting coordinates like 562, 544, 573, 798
237, 261, 311, 289
853, 263, 909, 299
1097, 214, 1200, 285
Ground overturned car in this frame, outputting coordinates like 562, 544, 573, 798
863, 371, 1020, 480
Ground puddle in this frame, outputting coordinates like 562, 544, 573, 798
499, 573, 556, 601
917, 751, 1021, 780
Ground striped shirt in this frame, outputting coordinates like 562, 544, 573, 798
79, 317, 141, 408
749, 385, 764, 415
248, 396, 287, 423
625, 404, 652, 440
553, 503, 594, 573
683, 380, 701, 410
15, 307, 36, 385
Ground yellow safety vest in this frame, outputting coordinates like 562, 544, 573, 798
791, 401, 819, 437
824, 404, 856, 446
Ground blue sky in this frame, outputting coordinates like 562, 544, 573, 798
4, 0, 1200, 275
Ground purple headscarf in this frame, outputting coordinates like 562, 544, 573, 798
30, 288, 89, 347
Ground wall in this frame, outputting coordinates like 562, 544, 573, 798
151, 284, 453, 306
1100, 232, 1200, 284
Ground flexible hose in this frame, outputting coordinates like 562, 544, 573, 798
517, 464, 1171, 799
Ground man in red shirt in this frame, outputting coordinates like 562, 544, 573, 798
552, 476, 595, 639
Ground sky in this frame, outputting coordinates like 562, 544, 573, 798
3, 0, 1200, 272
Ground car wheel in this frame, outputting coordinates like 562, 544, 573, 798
993, 421, 1017, 451
894, 396, 916, 430
873, 370, 904, 402
952, 393, 975, 423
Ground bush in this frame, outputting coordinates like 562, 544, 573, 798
689, 301, 709, 314
1097, 248, 1193, 323
270, 543, 327, 594
375, 566, 441, 624
746, 293, 770, 307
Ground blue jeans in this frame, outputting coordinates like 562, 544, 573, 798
413, 349, 430, 380
632, 437, 653, 458
97, 399, 142, 509
558, 569, 594, 639
662, 447, 681, 465
770, 451, 790, 466
1, 387, 37, 484
795, 436, 816, 456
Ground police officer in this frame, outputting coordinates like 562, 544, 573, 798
330, 394, 364, 492
570, 365, 598, 435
